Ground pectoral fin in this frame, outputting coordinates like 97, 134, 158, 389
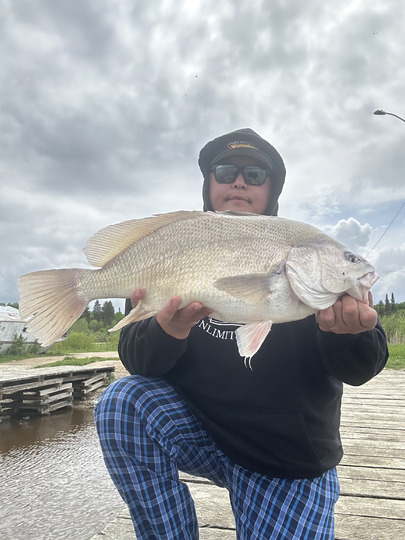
108, 301, 158, 332
214, 266, 284, 302
235, 320, 273, 368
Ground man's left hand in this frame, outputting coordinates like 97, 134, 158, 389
316, 293, 377, 334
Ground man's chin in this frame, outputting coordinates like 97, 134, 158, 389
222, 200, 251, 212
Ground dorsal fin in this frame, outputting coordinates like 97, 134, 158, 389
83, 210, 205, 267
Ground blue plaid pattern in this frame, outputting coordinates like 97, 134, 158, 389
95, 376, 339, 539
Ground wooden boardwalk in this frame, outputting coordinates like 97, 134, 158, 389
93, 369, 405, 539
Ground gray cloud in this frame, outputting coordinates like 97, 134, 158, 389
1, 0, 405, 305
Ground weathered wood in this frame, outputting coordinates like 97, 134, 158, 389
0, 364, 115, 417
73, 379, 106, 397
342, 443, 404, 458
72, 372, 109, 399
78, 372, 109, 386
335, 515, 405, 540
20, 389, 73, 405
1, 377, 65, 395
335, 495, 405, 520
340, 453, 405, 468
339, 477, 405, 499
338, 464, 405, 482
17, 382, 73, 399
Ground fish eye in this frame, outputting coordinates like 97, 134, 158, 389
344, 251, 359, 263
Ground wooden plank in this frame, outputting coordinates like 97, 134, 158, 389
341, 412, 405, 422
19, 382, 73, 398
341, 436, 405, 449
78, 372, 108, 386
41, 400, 73, 414
340, 428, 405, 441
338, 465, 405, 482
39, 389, 73, 404
335, 514, 405, 540
1, 377, 65, 395
342, 443, 405, 457
342, 394, 405, 401
339, 478, 405, 499
73, 379, 107, 397
340, 454, 405, 468
335, 495, 405, 520
64, 367, 115, 382
188, 482, 235, 530
17, 392, 73, 409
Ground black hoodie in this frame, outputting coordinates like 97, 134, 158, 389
119, 312, 387, 478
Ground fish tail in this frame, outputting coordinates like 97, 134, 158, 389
18, 268, 90, 347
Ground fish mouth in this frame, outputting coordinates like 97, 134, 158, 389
346, 271, 379, 303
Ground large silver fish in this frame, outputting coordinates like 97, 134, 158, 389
18, 210, 378, 359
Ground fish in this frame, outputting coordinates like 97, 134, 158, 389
18, 210, 379, 362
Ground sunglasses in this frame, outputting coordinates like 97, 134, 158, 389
211, 164, 269, 186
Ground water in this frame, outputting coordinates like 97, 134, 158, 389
0, 407, 124, 540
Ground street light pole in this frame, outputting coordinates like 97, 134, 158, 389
374, 109, 405, 123
369, 108, 405, 256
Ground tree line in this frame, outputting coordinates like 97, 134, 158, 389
374, 293, 405, 317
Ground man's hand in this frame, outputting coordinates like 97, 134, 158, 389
316, 293, 377, 334
130, 289, 213, 340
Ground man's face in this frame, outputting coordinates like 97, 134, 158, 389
209, 155, 271, 215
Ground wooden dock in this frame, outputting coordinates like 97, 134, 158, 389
0, 363, 115, 418
91, 369, 405, 540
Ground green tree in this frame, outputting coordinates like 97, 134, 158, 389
89, 319, 103, 332
385, 294, 391, 315
71, 318, 90, 333
113, 310, 125, 325
376, 300, 385, 317
101, 301, 115, 327
5, 333, 27, 355
80, 306, 91, 322
391, 293, 396, 313
93, 300, 102, 321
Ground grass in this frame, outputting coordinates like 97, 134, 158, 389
34, 356, 120, 368
0, 352, 59, 363
386, 344, 405, 370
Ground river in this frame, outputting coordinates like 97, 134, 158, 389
0, 406, 125, 540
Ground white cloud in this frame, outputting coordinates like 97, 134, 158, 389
325, 217, 373, 251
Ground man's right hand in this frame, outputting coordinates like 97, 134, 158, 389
130, 289, 213, 340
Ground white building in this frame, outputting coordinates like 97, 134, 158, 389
0, 306, 40, 353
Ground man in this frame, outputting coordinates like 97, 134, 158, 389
96, 128, 388, 539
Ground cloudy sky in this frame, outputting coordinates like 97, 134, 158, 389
1, 0, 405, 313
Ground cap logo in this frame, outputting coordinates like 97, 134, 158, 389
227, 140, 260, 151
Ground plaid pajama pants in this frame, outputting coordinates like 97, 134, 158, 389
95, 376, 339, 539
